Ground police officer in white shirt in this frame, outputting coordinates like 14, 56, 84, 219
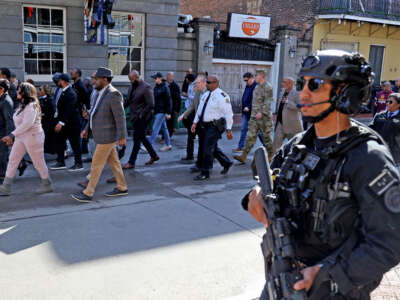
191, 75, 234, 180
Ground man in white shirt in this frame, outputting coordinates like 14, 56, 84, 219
191, 75, 234, 180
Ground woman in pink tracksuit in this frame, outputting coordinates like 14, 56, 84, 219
0, 82, 54, 196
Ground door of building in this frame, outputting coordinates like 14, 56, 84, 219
212, 60, 272, 113
369, 45, 385, 85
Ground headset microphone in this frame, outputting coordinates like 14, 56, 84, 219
297, 100, 331, 108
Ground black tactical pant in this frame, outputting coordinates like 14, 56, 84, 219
197, 124, 231, 176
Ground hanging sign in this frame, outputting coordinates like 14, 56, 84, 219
228, 13, 270, 40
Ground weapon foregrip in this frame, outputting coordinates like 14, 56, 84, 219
254, 147, 274, 195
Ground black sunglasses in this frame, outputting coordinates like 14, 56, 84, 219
296, 77, 326, 92
206, 80, 217, 84
387, 100, 394, 104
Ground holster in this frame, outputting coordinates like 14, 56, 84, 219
213, 117, 226, 134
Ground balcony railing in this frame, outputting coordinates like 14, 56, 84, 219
319, 0, 400, 21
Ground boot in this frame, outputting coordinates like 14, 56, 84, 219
233, 152, 247, 164
36, 178, 54, 194
0, 177, 13, 196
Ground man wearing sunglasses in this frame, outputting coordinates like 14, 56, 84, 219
243, 50, 400, 299
370, 93, 400, 171
191, 75, 233, 180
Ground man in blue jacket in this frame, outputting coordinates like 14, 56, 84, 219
233, 72, 258, 152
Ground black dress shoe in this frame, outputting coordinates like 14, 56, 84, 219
50, 162, 66, 170
82, 157, 92, 163
190, 166, 201, 173
194, 174, 209, 181
104, 188, 128, 197
221, 162, 233, 175
69, 164, 84, 172
71, 191, 93, 203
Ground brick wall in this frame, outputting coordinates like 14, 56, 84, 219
179, 0, 318, 38
179, 0, 247, 25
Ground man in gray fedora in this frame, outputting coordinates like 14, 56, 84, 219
72, 67, 128, 202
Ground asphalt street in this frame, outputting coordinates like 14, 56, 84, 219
0, 129, 398, 299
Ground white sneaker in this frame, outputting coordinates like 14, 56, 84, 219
139, 145, 148, 154
159, 145, 172, 152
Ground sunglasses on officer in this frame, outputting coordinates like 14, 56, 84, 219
206, 80, 217, 84
296, 77, 326, 92
387, 100, 394, 104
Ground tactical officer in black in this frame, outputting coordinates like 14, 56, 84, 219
244, 50, 400, 299
369, 92, 400, 170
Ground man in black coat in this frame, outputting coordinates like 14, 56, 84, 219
121, 70, 159, 169
0, 79, 14, 179
166, 72, 181, 137
71, 67, 91, 156
370, 92, 400, 169
51, 73, 83, 171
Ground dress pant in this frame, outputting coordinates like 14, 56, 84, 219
55, 125, 82, 165
166, 111, 177, 137
6, 131, 48, 179
128, 118, 158, 166
83, 142, 127, 197
272, 122, 297, 153
198, 124, 231, 176
183, 113, 195, 159
0, 142, 9, 177
80, 117, 89, 154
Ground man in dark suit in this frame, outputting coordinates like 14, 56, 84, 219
122, 70, 159, 169
71, 67, 91, 156
370, 92, 400, 170
50, 73, 83, 171
72, 67, 128, 202
166, 72, 181, 137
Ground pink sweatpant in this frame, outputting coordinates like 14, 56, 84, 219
6, 131, 49, 179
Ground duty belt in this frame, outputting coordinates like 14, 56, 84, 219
200, 121, 215, 128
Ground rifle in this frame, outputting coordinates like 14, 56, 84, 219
252, 147, 306, 300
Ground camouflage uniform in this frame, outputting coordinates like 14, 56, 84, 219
242, 81, 274, 158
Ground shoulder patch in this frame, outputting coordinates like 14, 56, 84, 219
368, 169, 398, 196
384, 186, 400, 213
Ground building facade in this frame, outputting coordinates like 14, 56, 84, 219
313, 0, 400, 83
0, 0, 179, 86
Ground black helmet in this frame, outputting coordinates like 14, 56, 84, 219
298, 49, 374, 118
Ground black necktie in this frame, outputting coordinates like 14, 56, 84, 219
199, 91, 212, 123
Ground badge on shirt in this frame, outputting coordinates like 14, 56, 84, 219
384, 186, 400, 213
368, 169, 398, 196
226, 98, 230, 103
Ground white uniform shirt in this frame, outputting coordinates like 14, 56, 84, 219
194, 87, 234, 130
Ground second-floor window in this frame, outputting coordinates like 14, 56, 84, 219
23, 6, 66, 75
107, 12, 144, 77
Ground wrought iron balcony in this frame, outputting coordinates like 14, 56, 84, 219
319, 0, 400, 21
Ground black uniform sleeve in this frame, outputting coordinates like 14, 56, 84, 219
328, 141, 400, 293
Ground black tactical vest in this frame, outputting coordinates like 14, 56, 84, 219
274, 123, 382, 263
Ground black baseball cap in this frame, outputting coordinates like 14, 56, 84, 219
151, 72, 163, 79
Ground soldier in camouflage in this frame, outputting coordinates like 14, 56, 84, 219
234, 69, 274, 164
